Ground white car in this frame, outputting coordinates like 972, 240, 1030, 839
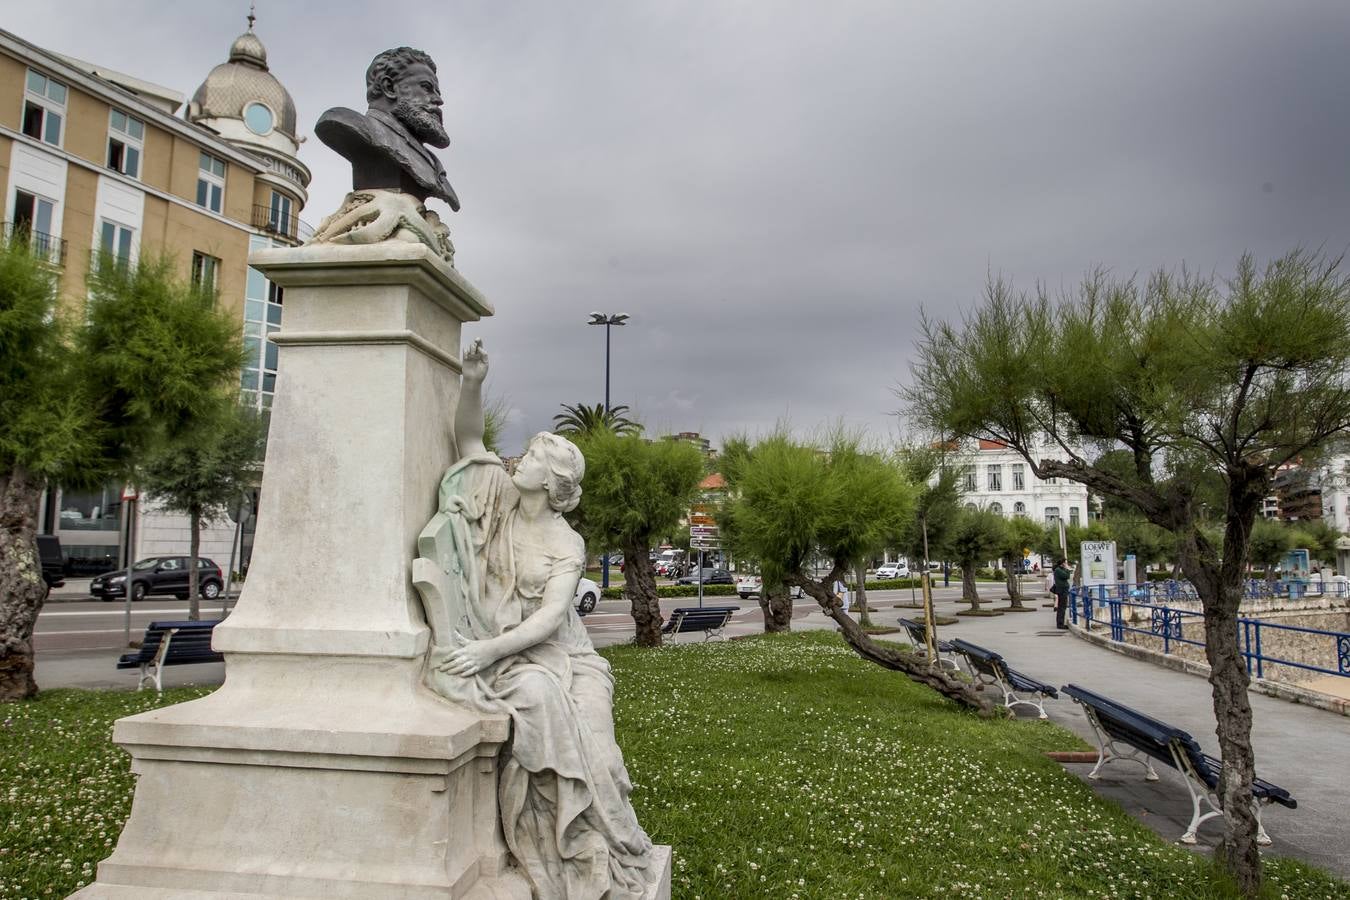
574, 577, 600, 616
875, 563, 910, 579
735, 575, 804, 600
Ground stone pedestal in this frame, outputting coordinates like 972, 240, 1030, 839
73, 244, 532, 899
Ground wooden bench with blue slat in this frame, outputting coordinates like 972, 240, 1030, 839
660, 606, 737, 642
116, 620, 224, 692
949, 637, 1059, 718
1061, 684, 1296, 845
897, 617, 962, 671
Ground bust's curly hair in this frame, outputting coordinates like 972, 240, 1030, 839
365, 47, 437, 102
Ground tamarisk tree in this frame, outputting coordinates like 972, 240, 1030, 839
722, 429, 997, 715
570, 430, 705, 646
0, 243, 242, 699
907, 250, 1350, 894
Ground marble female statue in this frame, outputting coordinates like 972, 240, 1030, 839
414, 339, 655, 898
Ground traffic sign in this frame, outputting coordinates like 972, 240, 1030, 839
689, 514, 716, 526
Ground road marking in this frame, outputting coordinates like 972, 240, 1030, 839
40, 607, 227, 617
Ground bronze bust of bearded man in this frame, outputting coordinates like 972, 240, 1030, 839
317, 47, 460, 210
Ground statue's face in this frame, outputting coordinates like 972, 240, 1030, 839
389, 61, 450, 149
512, 442, 549, 494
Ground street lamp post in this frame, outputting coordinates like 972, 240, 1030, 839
588, 312, 629, 589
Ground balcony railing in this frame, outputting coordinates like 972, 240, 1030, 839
2, 221, 67, 266
251, 204, 314, 245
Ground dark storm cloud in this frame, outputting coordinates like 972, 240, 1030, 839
14, 1, 1350, 452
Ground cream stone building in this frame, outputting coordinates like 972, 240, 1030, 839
1, 20, 310, 577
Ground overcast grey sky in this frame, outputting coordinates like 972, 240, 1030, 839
12, 2, 1350, 453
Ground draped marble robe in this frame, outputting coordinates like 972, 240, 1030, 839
415, 452, 654, 899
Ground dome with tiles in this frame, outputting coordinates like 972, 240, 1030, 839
189, 26, 296, 140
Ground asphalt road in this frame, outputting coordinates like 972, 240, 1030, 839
35, 579, 1045, 652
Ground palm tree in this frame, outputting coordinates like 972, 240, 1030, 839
553, 402, 642, 437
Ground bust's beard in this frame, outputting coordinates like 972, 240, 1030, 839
394, 98, 450, 149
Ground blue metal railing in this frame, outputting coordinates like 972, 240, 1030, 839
1070, 583, 1350, 681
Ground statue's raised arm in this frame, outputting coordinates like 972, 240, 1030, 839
455, 338, 489, 459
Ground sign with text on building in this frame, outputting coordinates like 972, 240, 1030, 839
1080, 541, 1117, 587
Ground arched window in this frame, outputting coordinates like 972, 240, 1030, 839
1013, 501, 1027, 516
965, 503, 978, 512
989, 502, 1004, 516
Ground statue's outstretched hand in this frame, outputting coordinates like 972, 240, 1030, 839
462, 339, 488, 382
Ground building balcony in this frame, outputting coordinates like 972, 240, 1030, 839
3, 221, 67, 266
251, 204, 315, 245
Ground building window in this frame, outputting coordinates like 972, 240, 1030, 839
989, 502, 1003, 516
197, 153, 226, 213
245, 102, 274, 135
1013, 501, 1026, 516
1044, 506, 1061, 524
242, 235, 282, 409
12, 188, 55, 242
1045, 476, 1058, 485
1069, 507, 1080, 527
1011, 464, 1025, 491
269, 190, 293, 237
22, 69, 66, 146
191, 251, 220, 291
99, 219, 134, 266
961, 465, 977, 493
56, 483, 122, 531
987, 464, 1002, 492
106, 109, 144, 179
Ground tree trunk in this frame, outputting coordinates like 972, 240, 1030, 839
961, 563, 981, 610
0, 466, 48, 700
622, 540, 662, 647
854, 563, 870, 627
1003, 553, 1024, 608
790, 570, 998, 716
1177, 505, 1263, 895
759, 580, 792, 633
187, 508, 202, 621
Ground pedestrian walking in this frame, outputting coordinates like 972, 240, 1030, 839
1052, 557, 1073, 629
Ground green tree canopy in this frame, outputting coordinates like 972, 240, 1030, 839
570, 430, 704, 646
139, 402, 265, 618
941, 506, 1006, 610
907, 249, 1350, 892
0, 243, 243, 699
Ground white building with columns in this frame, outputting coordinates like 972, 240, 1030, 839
953, 438, 1093, 528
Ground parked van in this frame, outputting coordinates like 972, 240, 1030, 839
37, 535, 65, 588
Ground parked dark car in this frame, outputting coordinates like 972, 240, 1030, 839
676, 567, 733, 586
37, 535, 65, 588
90, 556, 225, 601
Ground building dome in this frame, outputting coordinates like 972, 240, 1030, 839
189, 28, 296, 140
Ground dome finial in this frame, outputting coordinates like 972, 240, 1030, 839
247, 2, 256, 31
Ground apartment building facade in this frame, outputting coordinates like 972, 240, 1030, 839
955, 438, 1093, 528
1, 22, 310, 574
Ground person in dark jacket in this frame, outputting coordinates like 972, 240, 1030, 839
1052, 558, 1073, 629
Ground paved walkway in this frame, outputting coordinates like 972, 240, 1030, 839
30, 586, 1350, 878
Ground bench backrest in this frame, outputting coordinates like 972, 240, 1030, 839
138, 620, 222, 662
1061, 683, 1206, 774
949, 638, 1007, 679
898, 618, 927, 646
665, 607, 736, 633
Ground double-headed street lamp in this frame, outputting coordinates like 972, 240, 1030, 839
587, 312, 629, 588
587, 312, 629, 411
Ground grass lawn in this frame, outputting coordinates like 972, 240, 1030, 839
2, 632, 1346, 899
